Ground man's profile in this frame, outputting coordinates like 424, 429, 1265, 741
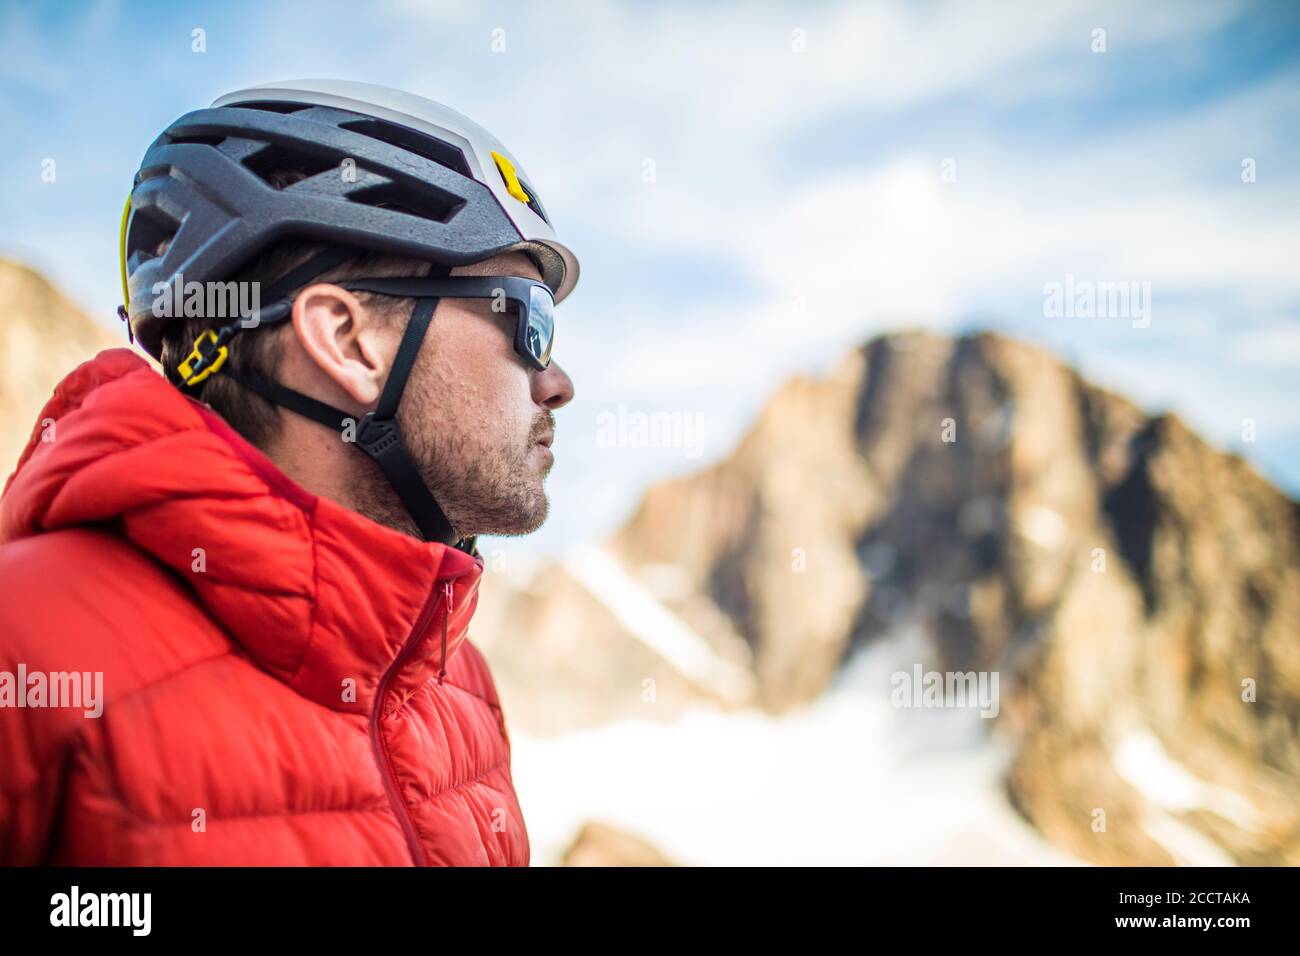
0, 79, 577, 866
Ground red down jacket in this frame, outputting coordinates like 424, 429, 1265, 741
0, 348, 529, 865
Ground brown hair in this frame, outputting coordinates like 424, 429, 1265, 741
156, 169, 431, 448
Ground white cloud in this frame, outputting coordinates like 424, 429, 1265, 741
1229, 325, 1300, 369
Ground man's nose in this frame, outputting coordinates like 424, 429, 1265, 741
533, 360, 574, 410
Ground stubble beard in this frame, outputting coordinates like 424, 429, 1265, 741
349, 402, 554, 542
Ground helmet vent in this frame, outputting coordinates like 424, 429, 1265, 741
347, 181, 464, 225
514, 175, 550, 225
228, 100, 314, 115
241, 145, 341, 188
338, 117, 473, 178
126, 204, 180, 263
168, 133, 226, 148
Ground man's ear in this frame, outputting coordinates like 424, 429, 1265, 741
290, 283, 393, 407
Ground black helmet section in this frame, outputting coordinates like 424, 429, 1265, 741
124, 101, 533, 359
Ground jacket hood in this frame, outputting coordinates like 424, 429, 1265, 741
1, 348, 483, 714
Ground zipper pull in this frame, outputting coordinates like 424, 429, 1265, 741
437, 581, 453, 685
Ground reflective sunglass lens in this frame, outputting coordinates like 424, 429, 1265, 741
527, 285, 555, 367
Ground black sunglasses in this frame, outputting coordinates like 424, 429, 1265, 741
339, 275, 556, 371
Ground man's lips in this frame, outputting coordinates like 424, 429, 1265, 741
535, 431, 554, 449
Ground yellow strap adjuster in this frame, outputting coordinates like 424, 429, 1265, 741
177, 329, 229, 387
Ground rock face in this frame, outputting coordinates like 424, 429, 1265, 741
560, 821, 676, 867
487, 330, 1299, 865
0, 259, 121, 480
472, 557, 753, 736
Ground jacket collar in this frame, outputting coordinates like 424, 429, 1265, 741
1, 349, 484, 713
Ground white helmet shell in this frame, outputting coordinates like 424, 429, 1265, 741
211, 79, 579, 302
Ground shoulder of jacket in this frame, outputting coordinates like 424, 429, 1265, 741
0, 525, 165, 600
0, 527, 237, 811
0, 527, 232, 688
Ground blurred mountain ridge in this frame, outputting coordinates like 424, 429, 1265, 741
478, 328, 1299, 865
0, 258, 121, 480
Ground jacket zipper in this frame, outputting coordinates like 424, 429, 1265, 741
369, 575, 458, 866
437, 580, 453, 685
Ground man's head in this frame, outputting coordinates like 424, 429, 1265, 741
158, 174, 573, 540
131, 80, 581, 545
265, 247, 572, 539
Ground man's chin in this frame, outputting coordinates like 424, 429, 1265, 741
466, 488, 549, 538
513, 486, 550, 535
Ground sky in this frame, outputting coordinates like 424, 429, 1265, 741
1, 0, 1297, 558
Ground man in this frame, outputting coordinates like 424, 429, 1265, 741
0, 80, 577, 865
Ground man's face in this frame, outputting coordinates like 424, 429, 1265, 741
398, 251, 575, 537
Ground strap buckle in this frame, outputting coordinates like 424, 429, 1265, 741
354, 413, 404, 460
178, 329, 230, 387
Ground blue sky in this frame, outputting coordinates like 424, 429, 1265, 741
1, 0, 1297, 557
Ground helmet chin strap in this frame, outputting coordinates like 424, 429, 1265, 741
227, 295, 463, 547
174, 246, 471, 550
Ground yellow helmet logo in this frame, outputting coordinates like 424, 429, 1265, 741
490, 150, 531, 205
